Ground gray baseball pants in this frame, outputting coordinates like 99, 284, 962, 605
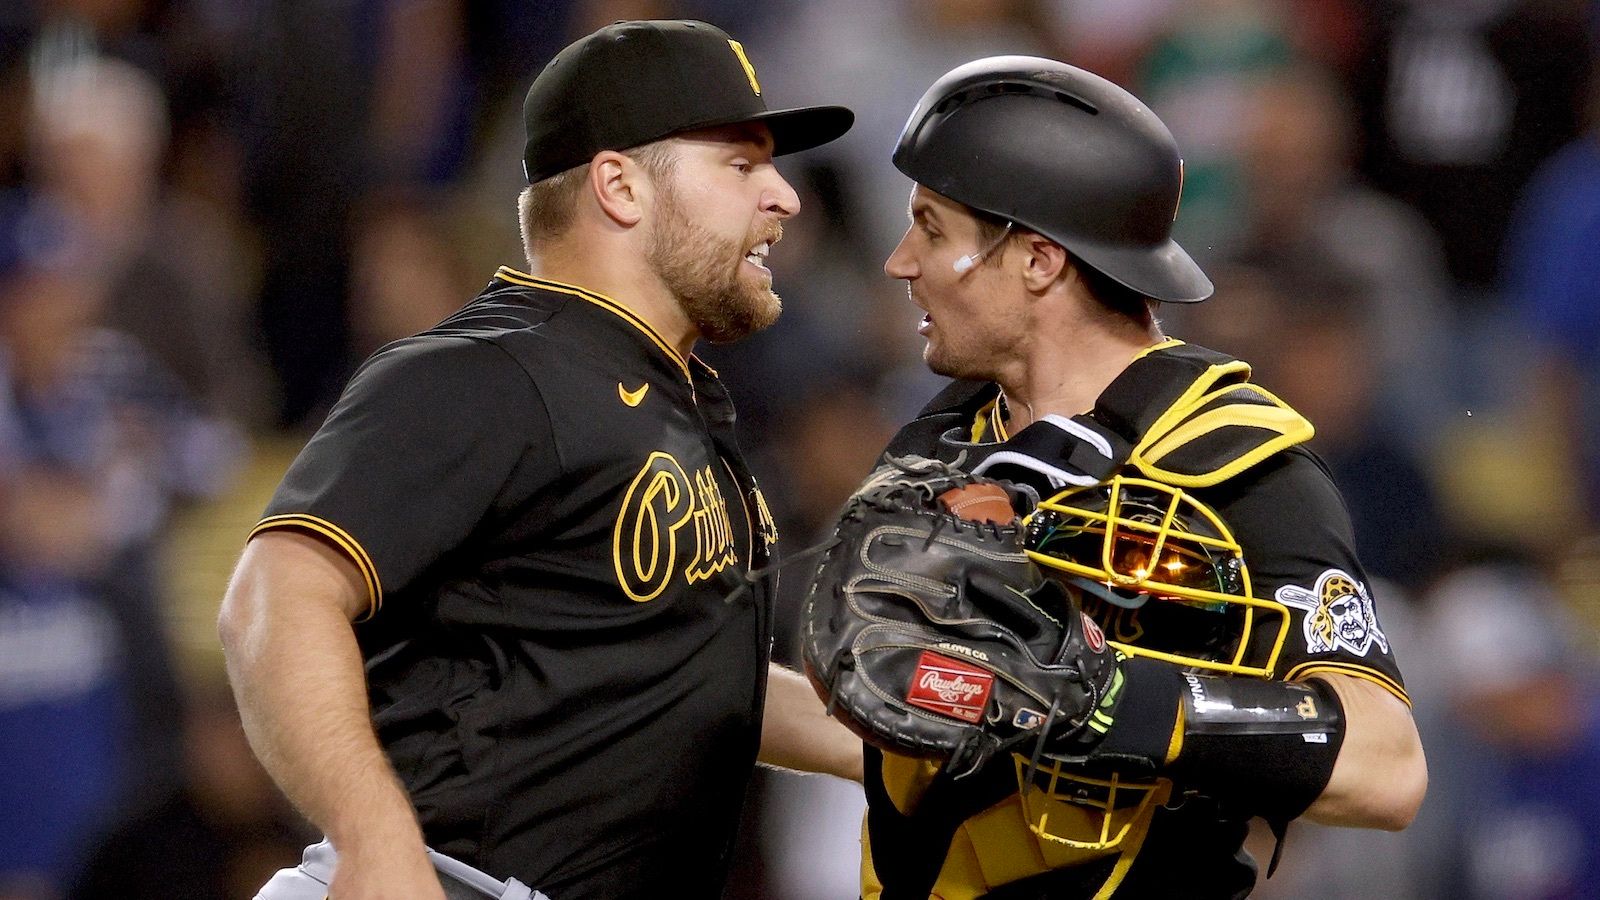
254, 839, 549, 900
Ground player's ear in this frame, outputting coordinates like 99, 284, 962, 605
1019, 233, 1069, 292
590, 150, 645, 227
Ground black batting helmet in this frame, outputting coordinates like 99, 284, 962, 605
893, 56, 1212, 303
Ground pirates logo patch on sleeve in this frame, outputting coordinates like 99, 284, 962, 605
1275, 569, 1390, 657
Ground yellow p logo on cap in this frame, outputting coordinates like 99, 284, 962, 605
727, 40, 761, 96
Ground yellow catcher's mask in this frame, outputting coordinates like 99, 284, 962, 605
1023, 475, 1288, 679
1012, 476, 1289, 854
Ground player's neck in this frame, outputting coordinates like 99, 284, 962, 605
527, 246, 699, 360
999, 320, 1163, 432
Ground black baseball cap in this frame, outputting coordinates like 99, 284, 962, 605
522, 20, 854, 183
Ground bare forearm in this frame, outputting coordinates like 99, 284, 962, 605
1302, 675, 1427, 829
226, 603, 418, 847
759, 664, 863, 782
219, 536, 424, 853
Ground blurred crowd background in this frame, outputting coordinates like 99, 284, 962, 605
1, 0, 1598, 897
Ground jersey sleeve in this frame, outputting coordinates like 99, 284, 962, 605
1209, 447, 1409, 705
251, 336, 551, 617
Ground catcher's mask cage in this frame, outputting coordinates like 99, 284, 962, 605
1024, 475, 1288, 679
1011, 757, 1173, 852
1013, 476, 1289, 852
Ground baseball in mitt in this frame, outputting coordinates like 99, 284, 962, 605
800, 455, 1117, 774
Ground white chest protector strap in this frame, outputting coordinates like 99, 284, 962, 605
961, 341, 1314, 503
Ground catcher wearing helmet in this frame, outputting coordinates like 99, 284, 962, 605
813, 57, 1425, 899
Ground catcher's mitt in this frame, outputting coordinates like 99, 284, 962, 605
800, 456, 1117, 774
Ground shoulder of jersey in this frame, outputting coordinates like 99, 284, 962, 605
1120, 342, 1315, 489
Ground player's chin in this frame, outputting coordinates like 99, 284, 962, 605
923, 341, 957, 375
702, 289, 781, 343
736, 263, 779, 304
739, 268, 777, 307
745, 287, 782, 332
925, 346, 987, 382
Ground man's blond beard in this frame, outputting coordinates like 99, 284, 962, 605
646, 178, 782, 344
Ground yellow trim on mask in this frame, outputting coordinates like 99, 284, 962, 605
250, 514, 382, 619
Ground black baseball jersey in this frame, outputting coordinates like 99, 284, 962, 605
862, 341, 1407, 899
252, 268, 779, 899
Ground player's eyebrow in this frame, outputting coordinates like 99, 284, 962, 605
909, 201, 942, 227
719, 121, 776, 156
679, 122, 776, 158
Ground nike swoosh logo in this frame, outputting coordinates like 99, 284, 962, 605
618, 382, 649, 407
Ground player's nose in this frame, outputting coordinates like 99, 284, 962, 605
884, 227, 918, 280
761, 169, 801, 219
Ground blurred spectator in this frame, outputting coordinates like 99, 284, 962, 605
348, 192, 474, 358
1504, 71, 1600, 523
0, 3, 1584, 897
1135, 0, 1298, 258
723, 376, 893, 900
1167, 264, 1446, 593
1265, 272, 1446, 593
69, 684, 311, 900
1235, 65, 1455, 442
1158, 262, 1281, 370
1042, 0, 1182, 85
1422, 559, 1600, 898
755, 0, 1052, 264
0, 198, 239, 896
744, 377, 899, 667
238, 1, 370, 427
28, 54, 270, 425
1346, 0, 1593, 294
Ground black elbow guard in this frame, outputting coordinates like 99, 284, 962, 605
1059, 658, 1346, 822
1168, 671, 1346, 822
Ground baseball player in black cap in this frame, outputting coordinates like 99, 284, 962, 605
221, 20, 857, 900
835, 57, 1427, 898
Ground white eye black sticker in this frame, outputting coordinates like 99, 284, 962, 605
1276, 569, 1389, 657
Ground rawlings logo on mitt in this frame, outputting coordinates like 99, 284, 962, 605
800, 456, 1118, 774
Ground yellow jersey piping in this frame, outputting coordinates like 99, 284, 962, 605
250, 514, 383, 620
1285, 661, 1411, 708
722, 458, 755, 574
1131, 337, 1185, 362
495, 268, 693, 382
